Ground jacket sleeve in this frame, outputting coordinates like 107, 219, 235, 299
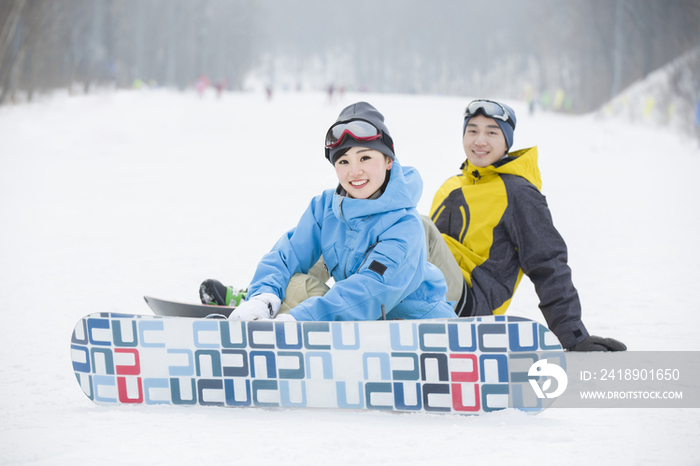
506, 182, 589, 348
430, 175, 467, 241
290, 213, 425, 321
246, 195, 326, 301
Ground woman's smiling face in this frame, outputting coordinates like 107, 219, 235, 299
334, 147, 392, 199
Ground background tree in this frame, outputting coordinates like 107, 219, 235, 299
1, 0, 699, 112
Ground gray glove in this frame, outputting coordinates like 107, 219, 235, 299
569, 335, 627, 352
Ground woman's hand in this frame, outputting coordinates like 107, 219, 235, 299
228, 293, 281, 320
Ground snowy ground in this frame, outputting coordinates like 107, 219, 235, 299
1, 88, 699, 465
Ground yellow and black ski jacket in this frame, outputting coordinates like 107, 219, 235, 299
430, 147, 589, 348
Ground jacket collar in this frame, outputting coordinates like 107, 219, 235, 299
462, 146, 542, 191
332, 160, 421, 226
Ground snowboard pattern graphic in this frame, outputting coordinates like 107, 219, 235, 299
70, 313, 566, 415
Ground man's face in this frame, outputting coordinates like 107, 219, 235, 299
462, 114, 508, 168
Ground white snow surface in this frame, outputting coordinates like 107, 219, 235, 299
1, 89, 699, 465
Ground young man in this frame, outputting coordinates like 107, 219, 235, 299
430, 99, 626, 351
203, 102, 456, 322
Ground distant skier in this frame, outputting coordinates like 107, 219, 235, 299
201, 102, 456, 322
195, 74, 209, 98
214, 78, 228, 98
429, 99, 626, 352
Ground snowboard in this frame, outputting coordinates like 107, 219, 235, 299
70, 313, 566, 415
144, 296, 235, 318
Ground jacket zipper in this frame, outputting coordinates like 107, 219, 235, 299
471, 169, 481, 184
340, 196, 377, 278
345, 241, 378, 279
339, 197, 354, 230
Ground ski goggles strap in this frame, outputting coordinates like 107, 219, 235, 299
324, 119, 393, 149
464, 100, 514, 127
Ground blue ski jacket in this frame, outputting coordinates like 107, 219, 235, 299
247, 160, 457, 321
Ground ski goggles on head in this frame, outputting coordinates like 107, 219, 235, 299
464, 100, 514, 127
324, 119, 386, 149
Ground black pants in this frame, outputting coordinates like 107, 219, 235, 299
454, 280, 474, 317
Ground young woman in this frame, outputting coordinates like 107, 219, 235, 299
203, 101, 456, 322
430, 99, 626, 351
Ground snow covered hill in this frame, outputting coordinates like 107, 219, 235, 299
598, 47, 700, 138
0, 88, 698, 465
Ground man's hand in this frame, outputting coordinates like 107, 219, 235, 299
569, 335, 627, 352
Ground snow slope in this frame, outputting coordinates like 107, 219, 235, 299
1, 89, 699, 465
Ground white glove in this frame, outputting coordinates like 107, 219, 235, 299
275, 314, 296, 321
228, 293, 281, 321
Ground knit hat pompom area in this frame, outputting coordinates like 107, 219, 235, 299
462, 101, 517, 152
325, 102, 395, 164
